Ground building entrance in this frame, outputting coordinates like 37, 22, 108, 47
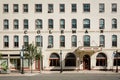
83, 55, 90, 70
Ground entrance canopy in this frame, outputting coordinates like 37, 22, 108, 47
75, 46, 102, 56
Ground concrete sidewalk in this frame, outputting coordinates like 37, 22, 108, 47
0, 70, 119, 76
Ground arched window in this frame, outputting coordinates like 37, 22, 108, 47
112, 35, 117, 47
4, 19, 9, 29
23, 35, 29, 47
71, 35, 77, 47
112, 18, 117, 29
65, 53, 76, 66
13, 19, 19, 29
48, 19, 53, 29
48, 35, 53, 48
14, 35, 19, 47
96, 53, 107, 66
83, 19, 90, 29
4, 35, 9, 47
113, 52, 120, 66
72, 19, 77, 28
35, 35, 43, 47
99, 19, 105, 29
83, 35, 90, 47
100, 35, 105, 47
60, 35, 65, 47
60, 19, 65, 29
49, 53, 60, 66
35, 19, 42, 29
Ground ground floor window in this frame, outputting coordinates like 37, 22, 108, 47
65, 53, 76, 66
96, 53, 107, 66
113, 53, 120, 66
49, 53, 60, 66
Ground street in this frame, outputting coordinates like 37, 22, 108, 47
0, 73, 120, 80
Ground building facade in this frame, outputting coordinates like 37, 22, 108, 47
0, 0, 120, 72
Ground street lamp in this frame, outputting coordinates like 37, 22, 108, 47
60, 50, 63, 73
20, 45, 25, 74
113, 50, 118, 73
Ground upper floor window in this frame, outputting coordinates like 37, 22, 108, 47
23, 35, 29, 47
35, 4, 42, 12
71, 4, 77, 12
48, 35, 54, 48
99, 3, 105, 13
3, 4, 9, 12
71, 35, 77, 47
112, 3, 117, 12
83, 35, 90, 47
35, 19, 42, 29
4, 19, 9, 29
112, 35, 117, 47
24, 19, 28, 29
83, 19, 90, 29
83, 4, 90, 12
14, 19, 19, 29
13, 4, 19, 12
4, 35, 9, 47
60, 35, 65, 47
14, 36, 19, 47
23, 4, 28, 13
60, 4, 65, 12
48, 4, 53, 13
99, 19, 105, 29
112, 18, 117, 29
72, 19, 77, 29
35, 35, 43, 47
100, 35, 105, 47
48, 19, 53, 29
60, 19, 65, 29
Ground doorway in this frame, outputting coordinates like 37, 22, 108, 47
83, 55, 90, 70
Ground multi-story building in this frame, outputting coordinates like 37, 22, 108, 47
0, 0, 120, 72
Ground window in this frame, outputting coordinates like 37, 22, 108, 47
48, 19, 53, 29
83, 4, 90, 12
83, 35, 90, 47
24, 19, 28, 29
4, 35, 9, 47
14, 36, 19, 47
35, 19, 42, 29
112, 35, 117, 47
48, 35, 53, 48
99, 19, 105, 29
23, 4, 28, 12
4, 19, 9, 29
23, 35, 29, 47
72, 19, 77, 29
113, 53, 120, 66
60, 35, 65, 47
96, 53, 107, 66
99, 3, 104, 13
112, 3, 117, 12
71, 35, 77, 47
112, 18, 117, 29
14, 19, 19, 29
13, 4, 19, 12
83, 19, 90, 29
100, 35, 105, 47
60, 4, 65, 12
71, 4, 77, 12
65, 53, 76, 66
60, 19, 65, 29
35, 35, 43, 47
49, 53, 60, 66
3, 4, 9, 12
35, 4, 42, 12
48, 4, 53, 13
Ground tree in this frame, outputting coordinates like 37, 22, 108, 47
24, 43, 42, 73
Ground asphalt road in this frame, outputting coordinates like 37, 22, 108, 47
0, 73, 120, 80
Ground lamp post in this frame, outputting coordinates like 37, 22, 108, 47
60, 50, 63, 73
20, 45, 24, 74
113, 50, 118, 73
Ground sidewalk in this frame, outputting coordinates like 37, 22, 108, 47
0, 70, 119, 76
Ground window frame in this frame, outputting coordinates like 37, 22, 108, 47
3, 4, 9, 13
13, 4, 19, 12
83, 4, 90, 12
23, 4, 28, 13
